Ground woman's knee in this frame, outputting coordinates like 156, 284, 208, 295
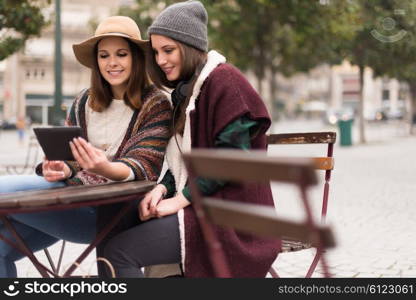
0, 175, 25, 193
0, 221, 58, 262
104, 215, 180, 268
11, 208, 96, 244
0, 175, 65, 194
0, 230, 24, 262
0, 242, 19, 261
103, 235, 132, 266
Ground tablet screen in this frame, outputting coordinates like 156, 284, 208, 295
33, 126, 83, 161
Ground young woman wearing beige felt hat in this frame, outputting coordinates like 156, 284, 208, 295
0, 16, 172, 277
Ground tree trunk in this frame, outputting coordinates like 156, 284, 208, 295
409, 83, 416, 135
358, 64, 366, 143
256, 75, 263, 98
268, 65, 278, 120
254, 4, 266, 106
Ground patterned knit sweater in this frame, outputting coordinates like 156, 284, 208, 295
63, 85, 172, 186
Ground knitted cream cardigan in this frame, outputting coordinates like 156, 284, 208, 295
158, 50, 226, 192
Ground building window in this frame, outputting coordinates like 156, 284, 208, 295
382, 89, 390, 101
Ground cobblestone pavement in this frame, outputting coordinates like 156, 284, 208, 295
0, 119, 415, 277
269, 119, 416, 278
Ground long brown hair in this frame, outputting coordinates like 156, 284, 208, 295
89, 38, 150, 112
146, 39, 207, 133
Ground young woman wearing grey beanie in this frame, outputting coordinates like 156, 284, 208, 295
104, 0, 279, 278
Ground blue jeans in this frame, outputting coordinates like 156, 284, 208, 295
0, 175, 96, 277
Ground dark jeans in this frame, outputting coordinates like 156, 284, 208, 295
103, 213, 181, 278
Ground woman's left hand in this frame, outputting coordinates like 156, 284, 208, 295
155, 193, 191, 218
70, 137, 111, 175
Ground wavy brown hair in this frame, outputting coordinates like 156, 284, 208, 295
146, 39, 207, 134
89, 38, 150, 112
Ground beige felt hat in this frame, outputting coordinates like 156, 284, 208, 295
72, 16, 148, 68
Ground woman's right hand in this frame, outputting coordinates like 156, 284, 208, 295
138, 184, 167, 221
42, 159, 71, 182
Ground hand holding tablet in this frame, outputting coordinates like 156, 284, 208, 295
33, 126, 83, 161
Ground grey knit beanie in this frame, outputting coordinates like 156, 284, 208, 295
148, 0, 208, 52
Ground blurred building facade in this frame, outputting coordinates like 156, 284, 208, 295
244, 59, 406, 122
261, 61, 406, 121
329, 61, 407, 121
1, 0, 123, 125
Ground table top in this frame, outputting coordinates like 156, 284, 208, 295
0, 181, 155, 213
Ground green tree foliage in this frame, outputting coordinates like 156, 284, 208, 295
201, 0, 356, 115
0, 0, 50, 61
121, 1, 354, 83
340, 0, 416, 141
118, 0, 177, 39
265, 0, 357, 76
367, 0, 416, 134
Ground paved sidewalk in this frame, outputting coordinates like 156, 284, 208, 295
0, 120, 415, 277
269, 119, 416, 277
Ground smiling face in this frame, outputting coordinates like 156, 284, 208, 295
151, 34, 183, 82
97, 36, 132, 99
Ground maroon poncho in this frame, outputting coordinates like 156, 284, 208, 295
183, 63, 280, 277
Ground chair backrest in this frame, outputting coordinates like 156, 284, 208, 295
202, 198, 335, 248
184, 149, 318, 186
267, 131, 336, 221
182, 149, 336, 277
267, 132, 335, 172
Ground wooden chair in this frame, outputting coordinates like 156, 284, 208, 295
267, 131, 336, 277
182, 149, 336, 278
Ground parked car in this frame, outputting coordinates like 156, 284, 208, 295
0, 117, 17, 130
386, 109, 405, 120
364, 109, 387, 122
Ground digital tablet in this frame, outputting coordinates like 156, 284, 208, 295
33, 126, 83, 161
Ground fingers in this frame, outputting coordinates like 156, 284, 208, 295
43, 160, 64, 172
147, 185, 165, 215
42, 159, 49, 170
70, 138, 95, 167
44, 171, 66, 182
43, 160, 66, 182
76, 138, 96, 158
70, 138, 91, 166
70, 140, 83, 165
138, 190, 164, 221
49, 160, 64, 170
70, 138, 108, 174
149, 193, 163, 215
138, 193, 153, 221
